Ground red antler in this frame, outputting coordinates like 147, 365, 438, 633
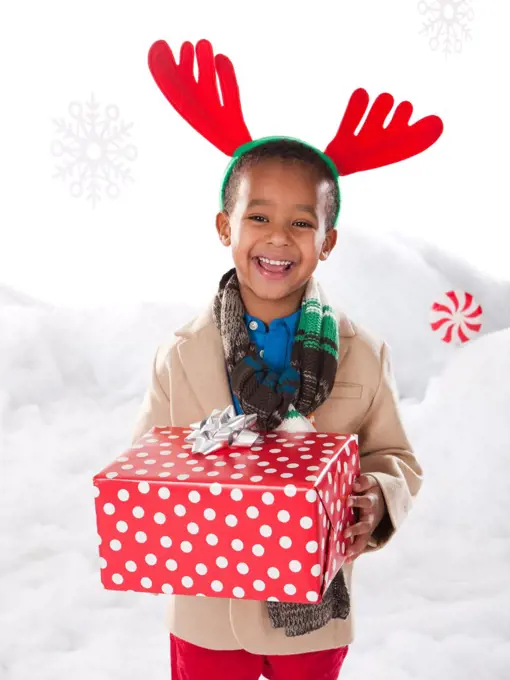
325, 88, 444, 176
148, 39, 252, 156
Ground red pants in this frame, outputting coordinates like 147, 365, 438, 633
170, 634, 349, 680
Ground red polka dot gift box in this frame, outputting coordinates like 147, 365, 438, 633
93, 416, 359, 604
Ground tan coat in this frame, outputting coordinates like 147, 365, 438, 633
131, 302, 423, 655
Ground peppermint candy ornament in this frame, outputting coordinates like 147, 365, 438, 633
430, 290, 483, 344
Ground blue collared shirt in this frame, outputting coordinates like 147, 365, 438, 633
231, 310, 301, 414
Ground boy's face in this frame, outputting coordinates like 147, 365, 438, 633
216, 160, 337, 305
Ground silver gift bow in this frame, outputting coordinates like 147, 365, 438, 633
185, 405, 260, 455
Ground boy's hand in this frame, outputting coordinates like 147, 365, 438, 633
344, 474, 387, 564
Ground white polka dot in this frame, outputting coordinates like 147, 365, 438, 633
206, 534, 219, 546
283, 442, 295, 448
233, 587, 245, 598
112, 573, 123, 585
269, 448, 281, 453
103, 503, 115, 515
162, 462, 176, 469
166, 559, 178, 571
162, 583, 174, 594
94, 486, 100, 498
306, 475, 318, 482
280, 473, 294, 479
284, 584, 297, 595
317, 433, 328, 438
225, 514, 238, 527
210, 483, 223, 496
121, 464, 133, 470
99, 557, 107, 569
231, 539, 244, 551
289, 560, 302, 573
154, 512, 166, 525
116, 520, 128, 533
117, 489, 129, 501
336, 499, 342, 512
105, 472, 118, 479
252, 544, 264, 557
277, 510, 290, 523
174, 505, 186, 517
211, 580, 224, 592
230, 489, 243, 501
187, 522, 199, 535
138, 481, 150, 494
257, 461, 270, 467
253, 580, 266, 591
300, 517, 313, 530
180, 541, 193, 553
264, 468, 277, 474
177, 474, 190, 481
262, 492, 274, 505
182, 576, 194, 588
192, 467, 204, 473
216, 556, 228, 568
125, 560, 137, 572
287, 463, 299, 469
159, 472, 171, 478
204, 508, 216, 520
267, 567, 280, 579
298, 446, 310, 452
136, 531, 148, 543
188, 490, 201, 503
237, 562, 249, 575
231, 473, 244, 480
279, 536, 292, 549
267, 596, 280, 602
132, 506, 144, 518
145, 554, 157, 566
250, 476, 263, 483
158, 487, 171, 500
158, 536, 171, 549
195, 563, 208, 575
233, 464, 246, 470
305, 490, 317, 503
307, 465, 320, 472
135, 469, 148, 476
311, 564, 321, 577
306, 540, 319, 553
247, 506, 259, 519
284, 484, 297, 497
110, 539, 122, 551
277, 456, 289, 462
307, 591, 319, 602
260, 525, 272, 538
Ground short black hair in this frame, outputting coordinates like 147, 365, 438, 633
221, 139, 340, 230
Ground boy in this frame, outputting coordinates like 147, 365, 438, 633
131, 140, 422, 680
131, 38, 442, 679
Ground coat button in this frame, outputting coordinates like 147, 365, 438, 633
259, 349, 264, 359
249, 320, 258, 331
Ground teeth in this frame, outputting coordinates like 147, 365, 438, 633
259, 257, 292, 266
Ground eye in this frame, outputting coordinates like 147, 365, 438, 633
248, 215, 268, 223
293, 220, 314, 229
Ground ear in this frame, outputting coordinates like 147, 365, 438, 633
319, 227, 338, 261
216, 211, 231, 246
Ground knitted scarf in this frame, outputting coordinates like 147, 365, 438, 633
213, 268, 351, 637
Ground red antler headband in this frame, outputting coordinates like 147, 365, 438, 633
148, 38, 444, 220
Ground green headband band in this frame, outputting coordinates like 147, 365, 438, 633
220, 136, 342, 228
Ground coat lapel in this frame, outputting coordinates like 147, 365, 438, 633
176, 306, 234, 419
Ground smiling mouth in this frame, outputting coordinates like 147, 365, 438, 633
252, 256, 296, 280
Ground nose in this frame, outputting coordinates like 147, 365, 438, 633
266, 222, 291, 247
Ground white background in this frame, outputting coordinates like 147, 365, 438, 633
1, 0, 509, 309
